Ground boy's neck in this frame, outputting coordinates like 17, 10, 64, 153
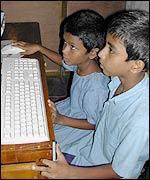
77, 60, 101, 76
114, 72, 145, 96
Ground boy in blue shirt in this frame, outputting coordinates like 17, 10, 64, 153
32, 10, 149, 179
15, 10, 109, 147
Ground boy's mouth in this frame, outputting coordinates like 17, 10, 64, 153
100, 64, 104, 69
63, 56, 69, 62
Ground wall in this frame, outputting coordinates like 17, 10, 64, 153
1, 1, 125, 72
126, 1, 149, 12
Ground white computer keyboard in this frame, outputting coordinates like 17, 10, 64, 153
1, 57, 50, 144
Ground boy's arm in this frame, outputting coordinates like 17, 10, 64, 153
57, 115, 95, 130
32, 144, 121, 179
49, 99, 95, 130
38, 45, 62, 65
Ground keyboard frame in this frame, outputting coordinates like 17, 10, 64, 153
1, 54, 55, 165
1, 57, 50, 144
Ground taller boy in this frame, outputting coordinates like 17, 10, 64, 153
32, 10, 149, 179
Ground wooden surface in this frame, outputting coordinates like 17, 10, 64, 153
1, 22, 55, 179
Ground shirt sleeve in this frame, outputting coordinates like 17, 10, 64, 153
82, 87, 108, 124
62, 60, 77, 72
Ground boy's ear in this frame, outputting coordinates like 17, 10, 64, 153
130, 60, 145, 73
89, 48, 99, 59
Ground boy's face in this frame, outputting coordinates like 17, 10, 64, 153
98, 33, 130, 77
62, 32, 91, 66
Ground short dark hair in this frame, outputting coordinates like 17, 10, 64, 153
106, 10, 149, 72
61, 9, 105, 53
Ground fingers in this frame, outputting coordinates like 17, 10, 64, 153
32, 159, 54, 172
31, 164, 53, 178
47, 99, 61, 123
48, 99, 57, 117
31, 148, 69, 179
41, 171, 52, 179
12, 41, 29, 55
20, 51, 26, 55
13, 41, 27, 46
32, 164, 49, 172
56, 144, 62, 158
56, 144, 68, 163
48, 99, 55, 108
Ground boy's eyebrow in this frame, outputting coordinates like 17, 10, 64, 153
107, 41, 119, 52
107, 41, 115, 48
64, 40, 78, 46
69, 41, 84, 48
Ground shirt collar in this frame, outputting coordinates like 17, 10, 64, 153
108, 74, 149, 102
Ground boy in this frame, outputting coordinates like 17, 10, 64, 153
32, 10, 149, 179
15, 10, 109, 148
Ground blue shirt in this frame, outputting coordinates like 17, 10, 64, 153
63, 74, 149, 179
54, 60, 110, 149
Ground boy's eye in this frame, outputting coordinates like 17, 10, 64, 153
109, 46, 114, 54
70, 44, 77, 50
63, 41, 77, 50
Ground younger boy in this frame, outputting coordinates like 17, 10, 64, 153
32, 10, 149, 179
15, 9, 109, 148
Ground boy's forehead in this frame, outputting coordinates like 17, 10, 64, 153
106, 33, 124, 47
64, 32, 84, 45
106, 33, 127, 55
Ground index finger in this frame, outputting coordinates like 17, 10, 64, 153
40, 158, 55, 166
32, 164, 51, 173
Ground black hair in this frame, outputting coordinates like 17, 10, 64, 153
60, 9, 105, 53
106, 10, 149, 72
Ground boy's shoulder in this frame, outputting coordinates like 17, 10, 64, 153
62, 60, 77, 72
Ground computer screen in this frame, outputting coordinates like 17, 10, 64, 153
1, 11, 5, 37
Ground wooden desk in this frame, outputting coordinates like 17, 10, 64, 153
1, 22, 55, 179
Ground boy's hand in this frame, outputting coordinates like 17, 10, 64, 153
13, 41, 41, 55
32, 144, 71, 179
48, 99, 62, 124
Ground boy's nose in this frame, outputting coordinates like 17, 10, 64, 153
62, 48, 65, 54
62, 43, 69, 54
98, 48, 105, 59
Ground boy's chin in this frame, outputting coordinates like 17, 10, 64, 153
101, 69, 110, 76
64, 60, 72, 66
